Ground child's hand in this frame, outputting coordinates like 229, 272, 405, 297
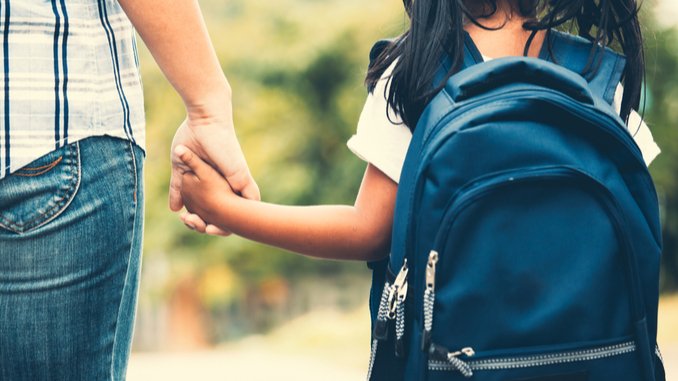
176, 145, 237, 233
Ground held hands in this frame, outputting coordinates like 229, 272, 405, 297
175, 145, 237, 234
169, 107, 259, 235
169, 117, 259, 210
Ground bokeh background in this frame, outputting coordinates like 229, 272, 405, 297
127, 0, 678, 379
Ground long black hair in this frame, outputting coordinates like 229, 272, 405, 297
366, 0, 645, 129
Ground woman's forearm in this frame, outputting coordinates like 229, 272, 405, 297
209, 198, 391, 261
118, 0, 230, 117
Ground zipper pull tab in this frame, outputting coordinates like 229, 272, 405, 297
388, 260, 409, 320
448, 347, 476, 358
425, 251, 438, 293
394, 260, 410, 290
397, 275, 409, 301
429, 344, 475, 378
421, 251, 438, 352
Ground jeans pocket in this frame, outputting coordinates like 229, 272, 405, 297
0, 143, 81, 234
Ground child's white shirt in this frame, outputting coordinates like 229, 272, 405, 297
347, 59, 661, 183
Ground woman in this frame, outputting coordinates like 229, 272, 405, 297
0, 0, 256, 380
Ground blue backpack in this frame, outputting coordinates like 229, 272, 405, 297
366, 30, 666, 381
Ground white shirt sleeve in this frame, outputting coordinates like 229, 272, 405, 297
347, 62, 412, 183
611, 84, 661, 166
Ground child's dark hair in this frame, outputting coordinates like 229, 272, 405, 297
367, 0, 645, 129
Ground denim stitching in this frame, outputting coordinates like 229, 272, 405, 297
0, 149, 74, 228
110, 141, 140, 381
17, 155, 64, 173
0, 144, 81, 233
130, 141, 138, 203
0, 146, 76, 229
28, 144, 82, 232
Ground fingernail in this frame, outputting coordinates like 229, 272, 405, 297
185, 223, 196, 230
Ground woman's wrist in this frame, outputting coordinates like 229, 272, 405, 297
184, 80, 233, 125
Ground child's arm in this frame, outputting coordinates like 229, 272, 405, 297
177, 146, 397, 262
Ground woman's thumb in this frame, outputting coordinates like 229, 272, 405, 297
239, 179, 261, 201
224, 167, 261, 201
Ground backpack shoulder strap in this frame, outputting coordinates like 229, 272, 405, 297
539, 30, 627, 105
368, 35, 484, 93
434, 33, 484, 86
462, 32, 485, 69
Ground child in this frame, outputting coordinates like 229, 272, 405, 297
177, 0, 660, 261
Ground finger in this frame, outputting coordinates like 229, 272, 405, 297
169, 166, 185, 212
169, 147, 193, 212
206, 224, 233, 237
225, 167, 261, 201
204, 136, 260, 200
181, 170, 200, 186
182, 213, 231, 236
239, 175, 261, 201
181, 212, 207, 233
175, 145, 209, 178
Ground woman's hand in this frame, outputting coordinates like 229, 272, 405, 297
170, 113, 256, 236
169, 110, 259, 211
168, 91, 258, 236
180, 212, 231, 236
116, 0, 260, 228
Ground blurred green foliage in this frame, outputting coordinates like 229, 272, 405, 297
643, 21, 678, 291
138, 0, 404, 343
136, 0, 678, 345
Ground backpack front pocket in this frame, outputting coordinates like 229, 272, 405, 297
419, 166, 651, 380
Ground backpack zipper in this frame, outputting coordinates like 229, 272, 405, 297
394, 276, 408, 357
366, 261, 410, 380
421, 250, 438, 353
428, 341, 635, 375
367, 281, 392, 381
391, 261, 409, 358
372, 261, 410, 342
389, 260, 409, 320
429, 343, 476, 377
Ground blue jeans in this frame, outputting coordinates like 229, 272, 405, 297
0, 136, 144, 381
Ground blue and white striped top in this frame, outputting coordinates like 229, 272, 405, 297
0, 0, 145, 179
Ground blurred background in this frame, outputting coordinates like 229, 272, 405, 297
127, 0, 678, 379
